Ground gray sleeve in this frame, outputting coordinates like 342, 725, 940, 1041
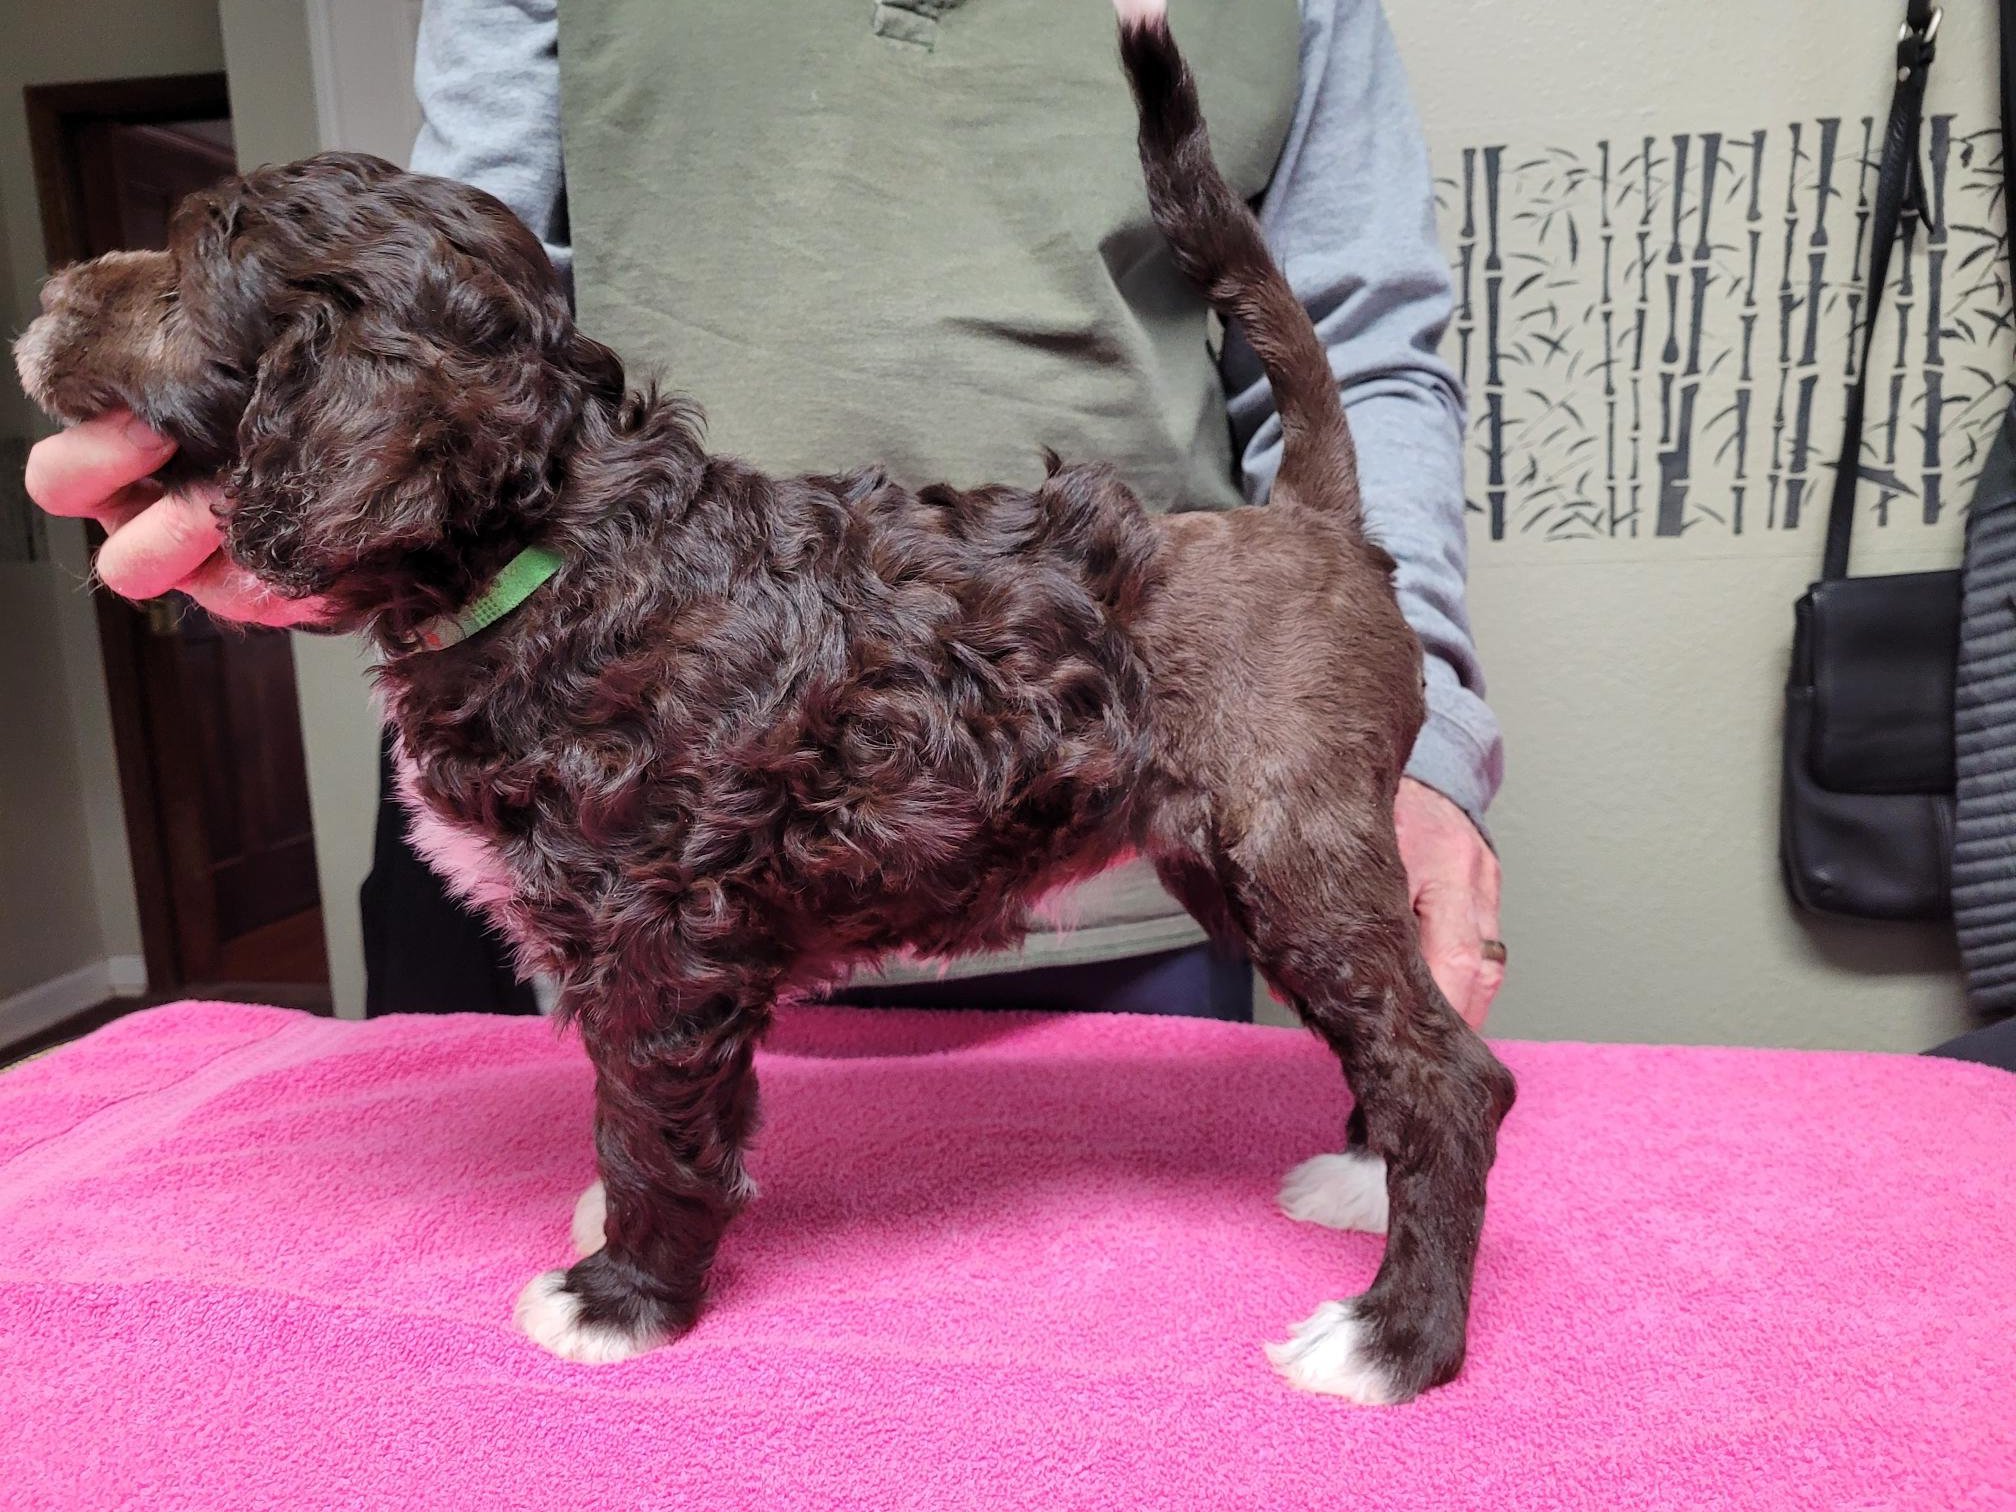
1222, 0, 1504, 824
409, 0, 573, 289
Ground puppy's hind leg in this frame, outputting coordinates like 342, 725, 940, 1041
1184, 798, 1515, 1404
516, 979, 769, 1365
1156, 848, 1387, 1235
1277, 1104, 1387, 1237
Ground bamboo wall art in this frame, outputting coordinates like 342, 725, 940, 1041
1440, 117, 2012, 542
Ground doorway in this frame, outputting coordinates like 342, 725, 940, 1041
26, 75, 331, 1013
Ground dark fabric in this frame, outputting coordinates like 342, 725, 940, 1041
1926, 1016, 2016, 1074
1953, 405, 2016, 1006
823, 943, 1254, 1022
1951, 0, 2016, 1015
360, 732, 538, 1018
1780, 2, 1955, 922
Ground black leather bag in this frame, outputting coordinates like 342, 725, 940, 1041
1780, 0, 1958, 921
1783, 572, 1958, 919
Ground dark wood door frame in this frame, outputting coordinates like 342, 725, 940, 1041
26, 74, 230, 271
26, 74, 229, 992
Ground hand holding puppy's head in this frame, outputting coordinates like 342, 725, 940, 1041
16, 151, 627, 638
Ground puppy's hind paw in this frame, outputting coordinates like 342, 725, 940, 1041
1277, 1150, 1389, 1234
514, 1270, 661, 1365
1265, 1300, 1403, 1405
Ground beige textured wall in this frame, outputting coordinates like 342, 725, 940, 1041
0, 0, 227, 998
0, 561, 107, 999
1385, 0, 2000, 1049
216, 0, 372, 1019
216, 0, 419, 1020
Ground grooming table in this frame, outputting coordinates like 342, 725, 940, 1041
2, 1002, 2012, 1511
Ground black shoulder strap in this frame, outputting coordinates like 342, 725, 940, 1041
2004, 0, 2015, 290
1821, 1, 1941, 581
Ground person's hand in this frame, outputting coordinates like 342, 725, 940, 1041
1394, 777, 1504, 1030
23, 410, 320, 626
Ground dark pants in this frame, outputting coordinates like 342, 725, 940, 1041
1928, 1018, 2016, 1073
361, 736, 1250, 1021
360, 733, 537, 1018
825, 942, 1253, 1020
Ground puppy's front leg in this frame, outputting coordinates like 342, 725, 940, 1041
517, 985, 767, 1364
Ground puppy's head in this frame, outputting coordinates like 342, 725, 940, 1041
15, 151, 626, 639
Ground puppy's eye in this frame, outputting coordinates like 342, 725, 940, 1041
155, 289, 179, 311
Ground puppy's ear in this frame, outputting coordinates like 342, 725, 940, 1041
223, 280, 570, 625
226, 307, 423, 600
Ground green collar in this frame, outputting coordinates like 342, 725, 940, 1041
414, 544, 566, 652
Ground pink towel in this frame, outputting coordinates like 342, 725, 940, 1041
1, 1002, 2012, 1511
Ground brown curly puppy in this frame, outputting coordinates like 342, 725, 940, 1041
16, 2, 1513, 1403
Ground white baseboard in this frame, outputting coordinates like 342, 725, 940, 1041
105, 954, 147, 995
0, 956, 148, 1048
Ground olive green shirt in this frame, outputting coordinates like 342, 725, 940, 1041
411, 0, 1501, 979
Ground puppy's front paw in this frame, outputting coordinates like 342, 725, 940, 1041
513, 1269, 662, 1365
1264, 1300, 1402, 1405
570, 1179, 607, 1257
1277, 1150, 1389, 1234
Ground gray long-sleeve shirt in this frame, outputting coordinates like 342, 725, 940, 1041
410, 0, 1503, 822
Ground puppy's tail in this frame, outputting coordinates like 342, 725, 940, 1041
1113, 0, 1360, 528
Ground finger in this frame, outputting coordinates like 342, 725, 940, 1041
180, 554, 328, 628
96, 487, 160, 539
1468, 851, 1507, 1025
24, 412, 176, 518
1413, 879, 1489, 1028
1468, 950, 1506, 1026
1471, 842, 1503, 935
1470, 968, 1506, 1026
93, 489, 227, 601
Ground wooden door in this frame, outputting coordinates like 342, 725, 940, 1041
29, 84, 329, 1003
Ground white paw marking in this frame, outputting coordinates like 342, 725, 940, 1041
1112, 0, 1166, 26
571, 1180, 607, 1257
1278, 1150, 1389, 1234
513, 1270, 660, 1365
1265, 1300, 1402, 1404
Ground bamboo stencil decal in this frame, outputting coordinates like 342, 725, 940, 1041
1438, 118, 2012, 541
